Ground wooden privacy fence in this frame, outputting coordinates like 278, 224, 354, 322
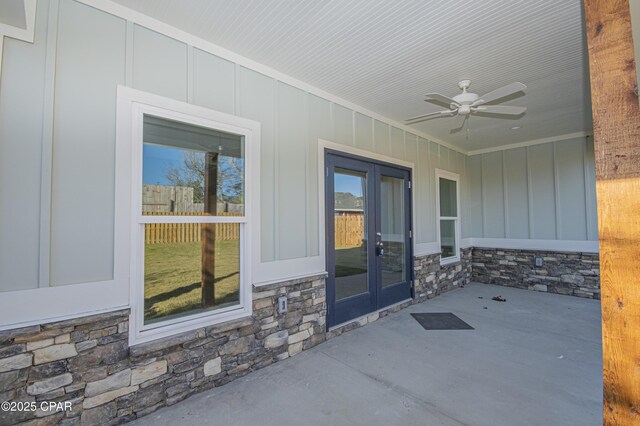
144, 212, 365, 246
144, 212, 240, 244
334, 214, 365, 248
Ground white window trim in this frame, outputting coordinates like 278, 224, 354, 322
117, 86, 260, 346
435, 168, 461, 265
0, 0, 37, 78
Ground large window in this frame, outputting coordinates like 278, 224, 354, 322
141, 115, 244, 326
436, 169, 460, 264
122, 91, 258, 345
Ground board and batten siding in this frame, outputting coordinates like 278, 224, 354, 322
0, 0, 50, 292
466, 136, 598, 247
50, 0, 125, 287
0, 0, 466, 302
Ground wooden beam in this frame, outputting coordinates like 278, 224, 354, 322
584, 0, 640, 424
201, 152, 218, 307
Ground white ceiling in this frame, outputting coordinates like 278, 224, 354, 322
113, 0, 592, 152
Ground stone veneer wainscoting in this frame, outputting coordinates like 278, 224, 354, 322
0, 274, 327, 426
413, 248, 472, 302
471, 248, 600, 299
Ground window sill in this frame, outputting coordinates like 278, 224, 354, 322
129, 312, 253, 356
130, 305, 252, 346
440, 256, 461, 267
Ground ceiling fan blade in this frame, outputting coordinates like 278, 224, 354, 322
450, 115, 468, 134
472, 82, 527, 106
474, 105, 526, 115
405, 109, 456, 124
424, 93, 460, 106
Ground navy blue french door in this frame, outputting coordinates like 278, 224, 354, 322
326, 150, 413, 327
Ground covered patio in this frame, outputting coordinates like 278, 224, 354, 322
4, 1, 640, 424
132, 283, 602, 426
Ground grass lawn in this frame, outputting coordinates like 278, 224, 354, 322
144, 239, 240, 323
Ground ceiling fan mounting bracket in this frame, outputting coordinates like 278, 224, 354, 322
457, 79, 472, 91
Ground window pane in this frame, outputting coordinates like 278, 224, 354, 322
440, 220, 456, 259
380, 175, 405, 287
439, 177, 457, 217
334, 168, 369, 300
143, 222, 240, 324
142, 115, 244, 216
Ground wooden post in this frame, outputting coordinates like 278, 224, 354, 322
201, 152, 218, 307
584, 1, 640, 424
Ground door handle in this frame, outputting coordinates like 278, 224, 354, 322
376, 241, 384, 256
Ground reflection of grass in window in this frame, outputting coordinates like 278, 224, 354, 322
335, 265, 368, 277
335, 246, 367, 277
144, 240, 240, 322
441, 245, 455, 258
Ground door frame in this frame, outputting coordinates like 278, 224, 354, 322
319, 140, 415, 327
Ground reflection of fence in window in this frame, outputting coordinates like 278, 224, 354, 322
142, 184, 244, 214
144, 212, 241, 244
335, 213, 365, 249
145, 213, 367, 246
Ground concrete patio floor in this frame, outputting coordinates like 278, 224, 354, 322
131, 283, 603, 426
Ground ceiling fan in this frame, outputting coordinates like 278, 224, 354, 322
405, 80, 527, 130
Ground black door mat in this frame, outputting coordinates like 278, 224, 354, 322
411, 313, 474, 330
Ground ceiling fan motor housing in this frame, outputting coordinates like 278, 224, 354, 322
452, 92, 479, 106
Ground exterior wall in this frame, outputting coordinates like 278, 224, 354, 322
471, 248, 600, 299
463, 137, 602, 298
0, 0, 466, 290
0, 274, 327, 426
0, 0, 466, 330
465, 137, 598, 248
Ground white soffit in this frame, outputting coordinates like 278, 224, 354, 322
110, 0, 592, 152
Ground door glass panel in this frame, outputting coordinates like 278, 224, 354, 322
439, 178, 457, 217
380, 176, 405, 287
334, 169, 368, 300
440, 219, 456, 259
